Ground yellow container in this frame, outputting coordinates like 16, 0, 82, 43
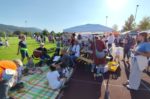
108, 61, 119, 72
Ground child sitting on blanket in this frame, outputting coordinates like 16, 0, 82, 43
46, 65, 66, 90
0, 59, 24, 99
51, 49, 73, 79
26, 56, 34, 68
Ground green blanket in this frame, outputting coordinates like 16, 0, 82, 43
9, 66, 60, 99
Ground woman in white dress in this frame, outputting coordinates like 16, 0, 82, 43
124, 32, 150, 90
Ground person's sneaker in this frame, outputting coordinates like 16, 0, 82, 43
125, 85, 137, 91
123, 80, 129, 86
126, 85, 133, 90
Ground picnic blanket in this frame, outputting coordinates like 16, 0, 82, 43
9, 66, 60, 99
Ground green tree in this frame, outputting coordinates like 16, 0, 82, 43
0, 32, 5, 37
34, 32, 40, 36
23, 32, 32, 37
13, 31, 22, 36
123, 14, 135, 31
50, 31, 55, 36
24, 32, 28, 36
42, 29, 49, 36
8, 33, 13, 37
138, 16, 150, 30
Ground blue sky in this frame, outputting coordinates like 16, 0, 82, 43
0, 0, 149, 32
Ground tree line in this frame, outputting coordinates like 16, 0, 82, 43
113, 15, 150, 32
0, 30, 62, 38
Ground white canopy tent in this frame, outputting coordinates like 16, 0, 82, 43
63, 24, 114, 33
63, 24, 114, 40
143, 29, 150, 34
63, 24, 114, 64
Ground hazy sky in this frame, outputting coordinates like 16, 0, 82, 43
0, 0, 149, 32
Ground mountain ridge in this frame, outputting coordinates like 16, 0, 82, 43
0, 24, 42, 33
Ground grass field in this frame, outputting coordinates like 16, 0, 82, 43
0, 37, 56, 63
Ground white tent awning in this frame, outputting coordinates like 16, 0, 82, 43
63, 24, 114, 33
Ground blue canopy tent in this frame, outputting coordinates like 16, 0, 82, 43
63, 24, 114, 33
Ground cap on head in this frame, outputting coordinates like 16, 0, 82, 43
13, 59, 23, 66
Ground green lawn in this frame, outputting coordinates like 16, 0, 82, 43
0, 37, 56, 63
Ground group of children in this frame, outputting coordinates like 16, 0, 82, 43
0, 46, 75, 99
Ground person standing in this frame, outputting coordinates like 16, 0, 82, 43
55, 37, 61, 55
124, 32, 150, 90
0, 37, 3, 46
107, 33, 115, 54
5, 39, 9, 47
91, 36, 106, 78
123, 33, 133, 62
17, 34, 29, 62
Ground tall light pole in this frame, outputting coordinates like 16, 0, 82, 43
106, 16, 108, 26
134, 5, 139, 22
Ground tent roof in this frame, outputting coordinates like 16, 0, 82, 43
143, 29, 150, 33
63, 24, 114, 33
121, 30, 139, 36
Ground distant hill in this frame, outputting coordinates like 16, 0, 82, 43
0, 24, 42, 34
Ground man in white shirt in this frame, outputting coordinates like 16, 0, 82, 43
46, 66, 66, 90
71, 40, 80, 58
107, 33, 114, 53
107, 33, 114, 46
69, 40, 80, 66
70, 40, 80, 65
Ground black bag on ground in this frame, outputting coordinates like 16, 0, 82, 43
10, 82, 24, 91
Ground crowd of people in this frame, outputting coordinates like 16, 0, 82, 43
60, 32, 150, 91
0, 31, 150, 99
